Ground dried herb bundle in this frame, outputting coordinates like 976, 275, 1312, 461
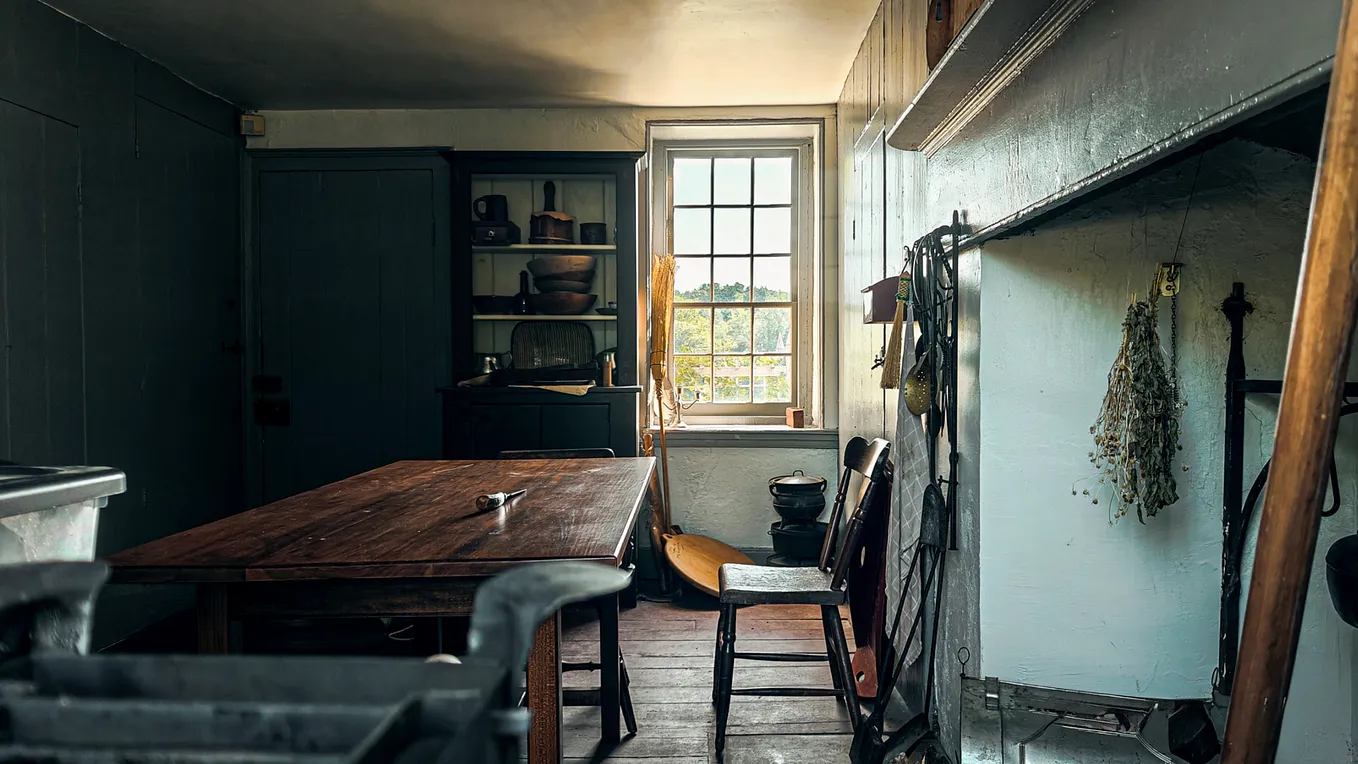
1089, 295, 1183, 522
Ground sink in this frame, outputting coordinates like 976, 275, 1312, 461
0, 465, 126, 523
0, 466, 63, 479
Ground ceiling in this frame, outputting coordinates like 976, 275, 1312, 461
46, 0, 879, 110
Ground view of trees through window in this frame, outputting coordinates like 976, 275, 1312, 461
668, 153, 795, 406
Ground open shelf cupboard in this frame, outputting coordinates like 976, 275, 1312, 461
443, 151, 645, 459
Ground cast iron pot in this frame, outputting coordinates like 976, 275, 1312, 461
772, 494, 826, 522
770, 520, 830, 561
769, 470, 828, 497
1326, 534, 1358, 628
770, 470, 829, 522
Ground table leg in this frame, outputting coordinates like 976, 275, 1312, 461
527, 611, 563, 764
196, 584, 229, 654
599, 592, 621, 743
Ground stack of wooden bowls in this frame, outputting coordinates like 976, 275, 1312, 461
527, 256, 597, 314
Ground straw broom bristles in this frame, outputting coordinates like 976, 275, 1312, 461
650, 254, 676, 386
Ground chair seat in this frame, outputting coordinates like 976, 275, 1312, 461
718, 563, 847, 605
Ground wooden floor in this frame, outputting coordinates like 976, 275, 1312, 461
560, 596, 856, 764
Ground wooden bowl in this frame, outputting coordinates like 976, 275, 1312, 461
531, 293, 597, 315
534, 278, 593, 294
527, 255, 598, 280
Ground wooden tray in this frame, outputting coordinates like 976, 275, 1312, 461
663, 533, 753, 597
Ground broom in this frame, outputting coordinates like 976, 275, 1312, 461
649, 253, 677, 535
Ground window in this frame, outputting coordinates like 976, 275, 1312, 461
668, 150, 799, 416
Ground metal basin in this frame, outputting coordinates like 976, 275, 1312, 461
0, 465, 63, 478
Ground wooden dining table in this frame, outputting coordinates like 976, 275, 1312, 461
106, 457, 655, 764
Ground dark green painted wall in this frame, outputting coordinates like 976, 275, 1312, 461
0, 0, 243, 642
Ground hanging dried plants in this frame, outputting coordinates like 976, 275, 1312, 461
1087, 290, 1184, 523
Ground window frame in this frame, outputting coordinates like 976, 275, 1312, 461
651, 138, 818, 424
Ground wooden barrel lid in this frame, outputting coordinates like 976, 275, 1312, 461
663, 533, 753, 597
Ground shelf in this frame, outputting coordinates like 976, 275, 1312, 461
473, 244, 616, 254
473, 314, 617, 321
886, 0, 1068, 151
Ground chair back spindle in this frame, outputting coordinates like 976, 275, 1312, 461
817, 437, 891, 583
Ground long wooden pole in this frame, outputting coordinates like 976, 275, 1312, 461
1221, 4, 1358, 761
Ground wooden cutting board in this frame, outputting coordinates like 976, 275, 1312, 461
664, 533, 753, 597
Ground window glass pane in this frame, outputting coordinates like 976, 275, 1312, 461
754, 307, 792, 353
713, 307, 751, 353
674, 258, 711, 302
673, 308, 712, 354
754, 207, 792, 254
673, 158, 711, 205
673, 208, 711, 255
713, 208, 751, 254
676, 356, 712, 402
754, 157, 793, 205
754, 355, 791, 402
712, 257, 751, 302
713, 356, 752, 403
753, 256, 791, 301
713, 157, 752, 204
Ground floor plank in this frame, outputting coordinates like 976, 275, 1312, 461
565, 729, 708, 759
720, 734, 857, 764
570, 618, 848, 643
563, 665, 833, 689
564, 593, 856, 763
563, 639, 833, 659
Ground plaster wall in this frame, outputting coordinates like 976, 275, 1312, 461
247, 106, 835, 152
975, 140, 1354, 762
662, 447, 841, 549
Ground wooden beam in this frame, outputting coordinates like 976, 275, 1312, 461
1221, 1, 1358, 760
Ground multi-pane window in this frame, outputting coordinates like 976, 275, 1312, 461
668, 151, 797, 414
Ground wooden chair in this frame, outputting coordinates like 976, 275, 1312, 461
710, 436, 891, 761
498, 448, 638, 741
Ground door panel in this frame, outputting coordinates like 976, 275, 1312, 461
132, 100, 244, 540
473, 404, 542, 458
0, 101, 82, 465
256, 163, 445, 502
541, 404, 611, 450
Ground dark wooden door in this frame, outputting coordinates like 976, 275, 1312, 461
0, 101, 81, 465
253, 154, 450, 503
127, 100, 245, 540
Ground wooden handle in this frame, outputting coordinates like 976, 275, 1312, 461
1221, 2, 1358, 760
543, 181, 557, 212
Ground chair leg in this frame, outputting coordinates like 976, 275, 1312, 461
598, 594, 622, 744
822, 605, 861, 732
822, 614, 844, 693
620, 654, 638, 735
714, 603, 738, 762
711, 604, 729, 705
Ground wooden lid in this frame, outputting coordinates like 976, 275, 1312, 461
663, 533, 753, 597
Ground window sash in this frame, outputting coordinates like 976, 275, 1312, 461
663, 146, 802, 416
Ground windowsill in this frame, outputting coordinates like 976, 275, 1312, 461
646, 425, 838, 449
